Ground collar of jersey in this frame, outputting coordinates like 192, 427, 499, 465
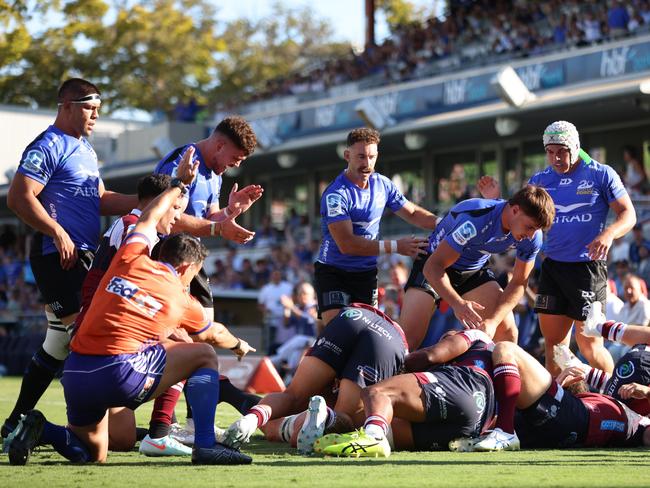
160, 262, 179, 276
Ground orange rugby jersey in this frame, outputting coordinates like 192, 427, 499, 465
71, 231, 210, 355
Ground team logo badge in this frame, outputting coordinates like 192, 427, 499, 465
326, 194, 345, 217
341, 308, 363, 321
451, 221, 477, 246
21, 149, 45, 175
616, 361, 635, 379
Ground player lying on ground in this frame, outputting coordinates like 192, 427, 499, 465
223, 304, 408, 454
471, 339, 650, 451
317, 329, 496, 457
400, 185, 554, 349
7, 168, 255, 466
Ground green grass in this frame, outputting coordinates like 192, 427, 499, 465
1, 376, 648, 487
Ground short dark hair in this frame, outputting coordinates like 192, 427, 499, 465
159, 233, 209, 268
347, 127, 380, 147
137, 174, 171, 201
57, 78, 100, 103
214, 116, 257, 156
508, 185, 555, 230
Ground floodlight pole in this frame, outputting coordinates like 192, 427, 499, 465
365, 0, 376, 48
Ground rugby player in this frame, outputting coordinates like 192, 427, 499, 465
531, 121, 635, 375
472, 339, 650, 451
154, 116, 262, 443
400, 185, 554, 349
315, 128, 436, 325
2, 79, 138, 441
319, 329, 496, 457
7, 170, 255, 466
223, 304, 408, 454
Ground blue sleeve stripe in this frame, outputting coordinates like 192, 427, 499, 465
189, 321, 213, 335
124, 231, 151, 246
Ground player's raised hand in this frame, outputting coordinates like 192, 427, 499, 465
477, 176, 501, 199
228, 184, 264, 215
54, 227, 78, 270
232, 338, 256, 361
221, 218, 255, 244
617, 382, 650, 400
556, 366, 586, 387
452, 299, 485, 329
177, 146, 199, 185
586, 230, 614, 261
396, 236, 429, 258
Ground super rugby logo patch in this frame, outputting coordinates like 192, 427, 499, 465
451, 221, 477, 246
341, 308, 363, 321
21, 149, 46, 176
615, 361, 635, 379
326, 193, 345, 217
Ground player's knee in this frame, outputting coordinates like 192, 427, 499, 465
493, 341, 516, 362
195, 343, 219, 369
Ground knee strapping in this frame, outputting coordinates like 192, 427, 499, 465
42, 311, 72, 360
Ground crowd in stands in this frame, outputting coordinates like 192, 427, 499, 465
249, 0, 650, 104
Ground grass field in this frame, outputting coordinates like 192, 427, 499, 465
1, 376, 648, 487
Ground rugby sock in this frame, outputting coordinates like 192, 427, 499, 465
325, 407, 336, 429
185, 368, 220, 449
247, 405, 271, 428
364, 414, 389, 440
6, 347, 63, 427
149, 381, 184, 439
493, 362, 521, 434
135, 427, 149, 442
279, 414, 299, 443
40, 421, 90, 463
219, 376, 261, 414
584, 367, 610, 393
600, 321, 628, 343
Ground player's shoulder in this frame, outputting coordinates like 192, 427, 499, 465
24, 126, 67, 157
154, 144, 188, 173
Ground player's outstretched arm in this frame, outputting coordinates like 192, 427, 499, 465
404, 332, 471, 372
423, 242, 484, 329
395, 201, 439, 230
193, 321, 256, 360
134, 147, 198, 237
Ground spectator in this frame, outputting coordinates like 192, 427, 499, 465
258, 269, 293, 354
608, 273, 650, 360
608, 1, 630, 38
629, 224, 650, 277
623, 145, 647, 196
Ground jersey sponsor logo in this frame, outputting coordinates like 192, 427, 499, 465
559, 178, 573, 186
577, 180, 594, 190
473, 391, 486, 414
615, 360, 635, 379
72, 186, 100, 198
451, 221, 477, 246
326, 194, 345, 217
554, 213, 593, 224
433, 385, 448, 419
554, 202, 591, 213
50, 301, 63, 312
105, 276, 163, 317
316, 336, 342, 355
341, 308, 363, 321
600, 420, 625, 432
21, 149, 46, 175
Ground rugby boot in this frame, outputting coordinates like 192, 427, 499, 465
222, 415, 257, 449
8, 410, 45, 466
139, 434, 192, 456
473, 428, 521, 451
297, 395, 328, 455
322, 429, 391, 458
191, 442, 252, 465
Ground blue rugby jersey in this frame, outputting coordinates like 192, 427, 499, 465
17, 125, 101, 256
528, 158, 627, 262
154, 143, 222, 219
317, 171, 407, 271
428, 199, 542, 271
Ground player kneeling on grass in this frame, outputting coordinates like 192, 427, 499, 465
319, 329, 497, 458
223, 304, 408, 455
7, 172, 255, 466
471, 337, 650, 451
